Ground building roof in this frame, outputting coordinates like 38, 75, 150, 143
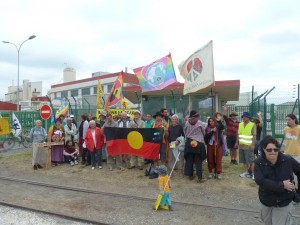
124, 79, 240, 104
0, 101, 19, 111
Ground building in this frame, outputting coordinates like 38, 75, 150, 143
4, 79, 44, 110
0, 101, 20, 111
49, 68, 240, 120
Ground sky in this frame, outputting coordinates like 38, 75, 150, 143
0, 0, 299, 103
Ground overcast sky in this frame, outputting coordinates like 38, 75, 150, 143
0, 0, 299, 102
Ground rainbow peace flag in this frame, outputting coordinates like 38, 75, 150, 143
105, 71, 124, 108
48, 114, 56, 135
133, 54, 177, 92
55, 100, 69, 119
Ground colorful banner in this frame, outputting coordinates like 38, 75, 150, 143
96, 109, 136, 120
104, 127, 163, 160
55, 100, 69, 119
96, 80, 104, 108
178, 40, 214, 95
133, 54, 177, 92
0, 117, 10, 135
105, 71, 124, 108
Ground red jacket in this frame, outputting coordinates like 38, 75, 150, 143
85, 127, 104, 152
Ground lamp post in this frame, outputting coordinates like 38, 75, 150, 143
3, 35, 36, 111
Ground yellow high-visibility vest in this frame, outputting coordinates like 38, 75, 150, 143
238, 122, 254, 146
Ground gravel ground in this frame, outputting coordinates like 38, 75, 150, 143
0, 205, 89, 225
0, 148, 300, 225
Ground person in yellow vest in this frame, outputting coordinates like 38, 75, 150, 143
235, 112, 256, 179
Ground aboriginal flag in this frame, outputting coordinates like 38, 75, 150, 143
104, 127, 164, 160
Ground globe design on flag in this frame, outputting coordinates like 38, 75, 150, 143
145, 62, 165, 86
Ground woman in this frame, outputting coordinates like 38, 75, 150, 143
64, 117, 77, 145
63, 140, 79, 166
183, 110, 207, 183
51, 119, 65, 166
168, 114, 185, 175
85, 120, 104, 170
254, 135, 300, 225
205, 113, 225, 180
29, 120, 47, 170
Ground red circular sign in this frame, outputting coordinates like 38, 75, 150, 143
40, 105, 52, 120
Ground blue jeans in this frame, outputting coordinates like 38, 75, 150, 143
91, 148, 102, 167
160, 192, 172, 206
64, 154, 78, 163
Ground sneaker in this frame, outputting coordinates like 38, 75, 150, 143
252, 174, 255, 180
70, 161, 75, 166
168, 205, 173, 211
119, 166, 125, 171
208, 173, 214, 179
92, 167, 95, 170
217, 174, 222, 180
109, 165, 113, 171
74, 160, 78, 165
99, 166, 103, 169
233, 160, 238, 165
240, 172, 250, 178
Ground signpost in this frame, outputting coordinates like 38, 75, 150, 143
40, 105, 52, 120
40, 105, 52, 169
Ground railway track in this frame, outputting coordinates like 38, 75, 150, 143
1, 175, 299, 219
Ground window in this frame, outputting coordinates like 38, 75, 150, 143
93, 85, 104, 95
61, 91, 68, 98
107, 84, 113, 94
70, 89, 78, 97
82, 88, 90, 96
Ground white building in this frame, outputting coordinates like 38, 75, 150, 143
48, 68, 137, 109
4, 79, 45, 110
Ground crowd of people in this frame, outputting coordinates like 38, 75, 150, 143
27, 108, 300, 223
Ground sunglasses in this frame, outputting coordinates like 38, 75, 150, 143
265, 148, 280, 153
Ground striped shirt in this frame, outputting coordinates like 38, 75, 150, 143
223, 115, 239, 137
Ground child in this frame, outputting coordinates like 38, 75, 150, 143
63, 140, 79, 166
157, 165, 173, 211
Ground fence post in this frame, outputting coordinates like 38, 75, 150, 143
270, 104, 275, 137
263, 86, 275, 137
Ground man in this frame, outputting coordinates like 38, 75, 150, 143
118, 112, 130, 128
235, 112, 256, 179
160, 108, 171, 125
102, 114, 125, 171
223, 109, 239, 165
283, 113, 300, 191
144, 113, 155, 128
184, 110, 207, 183
128, 110, 145, 170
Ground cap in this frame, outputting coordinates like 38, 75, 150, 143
157, 165, 167, 176
241, 112, 251, 119
229, 111, 238, 117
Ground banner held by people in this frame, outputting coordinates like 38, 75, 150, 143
105, 71, 124, 108
133, 54, 177, 92
178, 40, 214, 95
104, 127, 164, 160
96, 80, 104, 108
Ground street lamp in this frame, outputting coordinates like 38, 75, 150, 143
2, 35, 36, 111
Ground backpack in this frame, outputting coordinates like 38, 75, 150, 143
145, 161, 155, 176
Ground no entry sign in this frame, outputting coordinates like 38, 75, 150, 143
40, 105, 52, 120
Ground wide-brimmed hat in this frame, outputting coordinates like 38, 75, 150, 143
189, 110, 199, 118
133, 110, 141, 115
153, 112, 163, 118
157, 165, 167, 176
229, 111, 238, 117
241, 112, 251, 119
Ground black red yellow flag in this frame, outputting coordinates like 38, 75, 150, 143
104, 127, 163, 160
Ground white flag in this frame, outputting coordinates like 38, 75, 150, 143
12, 113, 22, 136
178, 40, 214, 95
